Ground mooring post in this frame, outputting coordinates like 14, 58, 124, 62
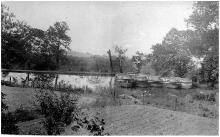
114, 89, 116, 105
55, 74, 58, 89
174, 98, 177, 111
107, 49, 113, 73
9, 77, 11, 85
26, 72, 30, 87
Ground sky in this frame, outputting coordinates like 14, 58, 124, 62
3, 1, 194, 57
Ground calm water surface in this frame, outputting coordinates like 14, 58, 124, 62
2, 72, 115, 89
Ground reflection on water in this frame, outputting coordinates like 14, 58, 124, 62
1, 72, 115, 89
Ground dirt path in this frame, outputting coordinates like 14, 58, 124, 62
64, 105, 218, 135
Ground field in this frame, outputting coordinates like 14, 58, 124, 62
1, 85, 219, 135
1, 86, 97, 112
64, 105, 218, 135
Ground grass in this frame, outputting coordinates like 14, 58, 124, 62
2, 84, 218, 135
2, 84, 218, 119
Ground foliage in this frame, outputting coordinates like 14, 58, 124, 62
1, 92, 8, 112
200, 52, 219, 86
91, 87, 124, 107
131, 51, 146, 73
1, 4, 30, 69
186, 1, 219, 31
13, 106, 41, 122
35, 88, 79, 135
32, 73, 56, 89
186, 1, 219, 86
1, 112, 19, 134
35, 87, 108, 135
1, 92, 19, 134
47, 21, 71, 69
1, 4, 71, 70
150, 28, 193, 77
114, 45, 128, 73
192, 91, 216, 102
72, 112, 108, 135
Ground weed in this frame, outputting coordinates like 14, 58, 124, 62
193, 92, 216, 102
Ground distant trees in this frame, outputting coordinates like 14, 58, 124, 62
1, 4, 71, 70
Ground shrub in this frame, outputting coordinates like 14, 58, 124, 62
35, 89, 80, 135
71, 112, 109, 136
1, 92, 19, 134
13, 106, 41, 122
1, 112, 19, 134
35, 87, 108, 135
32, 74, 56, 89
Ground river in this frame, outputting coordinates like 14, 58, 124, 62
1, 72, 115, 89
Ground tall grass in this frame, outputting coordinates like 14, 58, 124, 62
90, 87, 125, 107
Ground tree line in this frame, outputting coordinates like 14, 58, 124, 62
131, 2, 218, 86
1, 2, 219, 86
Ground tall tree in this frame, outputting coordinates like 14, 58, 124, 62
150, 28, 193, 77
186, 1, 218, 31
114, 45, 127, 73
131, 51, 146, 73
47, 21, 71, 69
186, 1, 219, 86
1, 4, 31, 69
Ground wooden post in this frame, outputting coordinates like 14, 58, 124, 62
26, 72, 30, 87
174, 98, 177, 111
114, 89, 116, 105
9, 77, 12, 85
55, 74, 58, 89
107, 49, 114, 73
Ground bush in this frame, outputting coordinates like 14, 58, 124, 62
33, 74, 56, 89
13, 106, 41, 122
35, 87, 109, 135
71, 112, 109, 135
1, 92, 19, 134
35, 89, 80, 135
1, 112, 19, 134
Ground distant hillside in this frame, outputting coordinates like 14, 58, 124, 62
66, 51, 93, 58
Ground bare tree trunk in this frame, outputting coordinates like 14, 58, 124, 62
119, 59, 123, 73
107, 49, 113, 73
56, 43, 60, 70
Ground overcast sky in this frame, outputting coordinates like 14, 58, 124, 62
3, 1, 193, 57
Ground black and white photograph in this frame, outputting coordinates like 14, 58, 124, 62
1, 1, 219, 135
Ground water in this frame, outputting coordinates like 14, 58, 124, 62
1, 72, 115, 89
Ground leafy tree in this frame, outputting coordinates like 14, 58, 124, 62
186, 1, 218, 31
150, 28, 193, 77
47, 21, 71, 69
186, 1, 219, 86
114, 45, 127, 73
131, 51, 146, 73
1, 4, 29, 69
